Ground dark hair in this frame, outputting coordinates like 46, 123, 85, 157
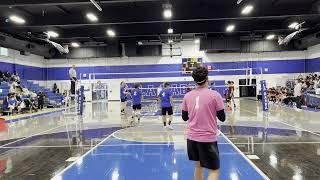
134, 83, 140, 89
164, 82, 170, 87
211, 82, 215, 86
192, 66, 208, 85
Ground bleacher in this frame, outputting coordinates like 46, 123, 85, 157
0, 82, 10, 101
0, 80, 64, 105
19, 79, 64, 103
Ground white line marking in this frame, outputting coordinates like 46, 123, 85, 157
0, 141, 319, 149
90, 152, 240, 156
220, 131, 270, 180
65, 157, 79, 162
1, 120, 78, 147
51, 130, 118, 180
240, 107, 320, 138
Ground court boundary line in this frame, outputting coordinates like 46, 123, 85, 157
51, 130, 119, 180
220, 131, 270, 180
240, 106, 320, 137
0, 119, 78, 148
4, 106, 75, 124
2, 141, 320, 149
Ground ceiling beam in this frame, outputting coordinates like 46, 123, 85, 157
15, 7, 35, 16
56, 5, 71, 14
52, 28, 291, 40
0, 0, 162, 7
1, 14, 318, 29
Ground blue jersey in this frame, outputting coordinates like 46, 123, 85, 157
159, 89, 172, 108
131, 89, 142, 105
120, 87, 126, 100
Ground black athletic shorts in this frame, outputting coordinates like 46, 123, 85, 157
187, 139, 220, 170
132, 104, 142, 110
162, 107, 173, 116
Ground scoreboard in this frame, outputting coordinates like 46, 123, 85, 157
182, 58, 203, 74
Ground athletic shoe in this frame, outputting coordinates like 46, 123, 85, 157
167, 125, 174, 130
163, 126, 167, 131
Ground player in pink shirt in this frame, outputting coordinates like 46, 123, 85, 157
182, 66, 226, 180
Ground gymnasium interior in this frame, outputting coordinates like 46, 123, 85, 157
0, 0, 320, 180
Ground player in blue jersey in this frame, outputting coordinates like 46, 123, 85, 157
131, 83, 143, 125
159, 82, 174, 130
120, 81, 129, 115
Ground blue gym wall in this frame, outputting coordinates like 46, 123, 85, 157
46, 58, 320, 80
0, 61, 46, 80
1, 57, 320, 81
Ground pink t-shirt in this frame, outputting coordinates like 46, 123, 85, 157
182, 87, 225, 142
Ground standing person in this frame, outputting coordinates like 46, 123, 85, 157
53, 83, 58, 94
230, 81, 236, 108
0, 70, 4, 83
157, 83, 164, 97
69, 65, 77, 95
294, 79, 303, 109
182, 66, 226, 180
38, 91, 45, 110
209, 82, 215, 91
131, 83, 143, 125
159, 83, 174, 130
120, 81, 129, 115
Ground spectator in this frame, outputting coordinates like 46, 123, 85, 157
9, 81, 18, 93
37, 91, 46, 110
21, 86, 30, 96
12, 72, 20, 83
294, 79, 303, 109
0, 70, 4, 83
53, 83, 58, 94
7, 93, 18, 112
4, 71, 11, 82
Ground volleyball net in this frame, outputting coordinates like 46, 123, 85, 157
79, 67, 263, 101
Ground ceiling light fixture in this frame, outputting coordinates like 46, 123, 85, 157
71, 42, 80, 48
168, 28, 173, 34
107, 29, 116, 37
266, 34, 276, 40
194, 39, 200, 44
9, 15, 25, 24
288, 22, 299, 29
47, 31, 59, 38
226, 24, 235, 32
163, 3, 173, 19
163, 9, 172, 19
90, 0, 102, 11
241, 5, 253, 15
168, 39, 173, 44
86, 13, 98, 22
138, 41, 143, 45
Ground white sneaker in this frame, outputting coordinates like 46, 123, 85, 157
167, 125, 174, 130
163, 126, 167, 131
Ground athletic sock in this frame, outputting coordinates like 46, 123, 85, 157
168, 121, 172, 125
163, 122, 167, 126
